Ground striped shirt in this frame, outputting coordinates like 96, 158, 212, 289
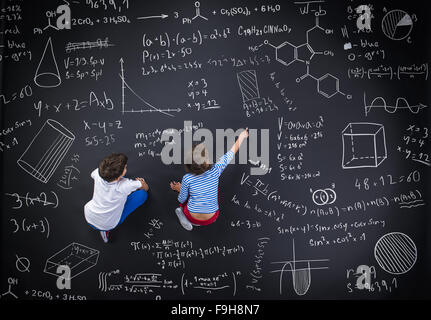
178, 150, 234, 213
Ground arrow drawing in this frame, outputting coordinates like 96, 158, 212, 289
136, 14, 168, 20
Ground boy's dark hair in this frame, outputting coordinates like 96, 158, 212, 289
185, 144, 212, 175
98, 153, 128, 182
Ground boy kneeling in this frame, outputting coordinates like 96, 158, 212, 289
84, 153, 149, 243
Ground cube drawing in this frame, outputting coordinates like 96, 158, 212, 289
342, 122, 387, 169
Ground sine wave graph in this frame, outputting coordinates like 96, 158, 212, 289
364, 92, 428, 116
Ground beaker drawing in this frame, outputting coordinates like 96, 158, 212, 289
17, 119, 75, 183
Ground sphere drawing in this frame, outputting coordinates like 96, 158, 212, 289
374, 232, 417, 275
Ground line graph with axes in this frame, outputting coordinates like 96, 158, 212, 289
119, 58, 181, 117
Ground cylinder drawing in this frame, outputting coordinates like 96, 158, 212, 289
17, 119, 75, 183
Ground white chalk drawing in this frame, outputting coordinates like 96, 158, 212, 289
180, 272, 238, 296
98, 270, 120, 292
265, 15, 351, 100
136, 14, 168, 20
312, 188, 336, 206
381, 10, 413, 41
15, 254, 30, 273
192, 1, 208, 21
341, 122, 387, 169
237, 70, 261, 103
374, 232, 417, 275
398, 199, 425, 209
44, 243, 100, 280
341, 25, 349, 39
293, 0, 326, 16
1, 278, 18, 299
364, 92, 428, 116
17, 119, 75, 183
34, 37, 62, 88
119, 58, 180, 117
65, 38, 115, 53
271, 239, 329, 296
44, 16, 59, 32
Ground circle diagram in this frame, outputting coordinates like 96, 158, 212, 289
381, 10, 413, 41
15, 254, 30, 273
312, 188, 336, 206
374, 232, 417, 275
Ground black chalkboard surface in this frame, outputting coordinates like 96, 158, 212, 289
0, 0, 430, 301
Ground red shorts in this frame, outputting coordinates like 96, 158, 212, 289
179, 192, 219, 226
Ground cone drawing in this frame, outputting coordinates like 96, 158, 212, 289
34, 37, 62, 88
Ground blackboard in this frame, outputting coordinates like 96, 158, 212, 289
0, 0, 430, 302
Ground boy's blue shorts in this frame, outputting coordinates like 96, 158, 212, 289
89, 189, 148, 231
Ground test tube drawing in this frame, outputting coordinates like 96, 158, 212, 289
17, 119, 75, 183
237, 70, 261, 103
270, 239, 329, 296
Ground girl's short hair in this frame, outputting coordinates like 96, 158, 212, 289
99, 153, 128, 182
184, 143, 212, 175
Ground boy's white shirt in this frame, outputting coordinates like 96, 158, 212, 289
84, 168, 141, 230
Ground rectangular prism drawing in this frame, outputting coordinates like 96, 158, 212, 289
17, 119, 75, 183
342, 122, 387, 169
44, 243, 100, 280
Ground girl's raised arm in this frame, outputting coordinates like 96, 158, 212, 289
230, 128, 249, 155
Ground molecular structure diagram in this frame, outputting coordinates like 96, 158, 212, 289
265, 16, 351, 100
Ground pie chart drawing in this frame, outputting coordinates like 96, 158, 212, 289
381, 10, 413, 41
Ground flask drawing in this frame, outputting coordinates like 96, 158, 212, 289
34, 37, 62, 88
17, 119, 75, 183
